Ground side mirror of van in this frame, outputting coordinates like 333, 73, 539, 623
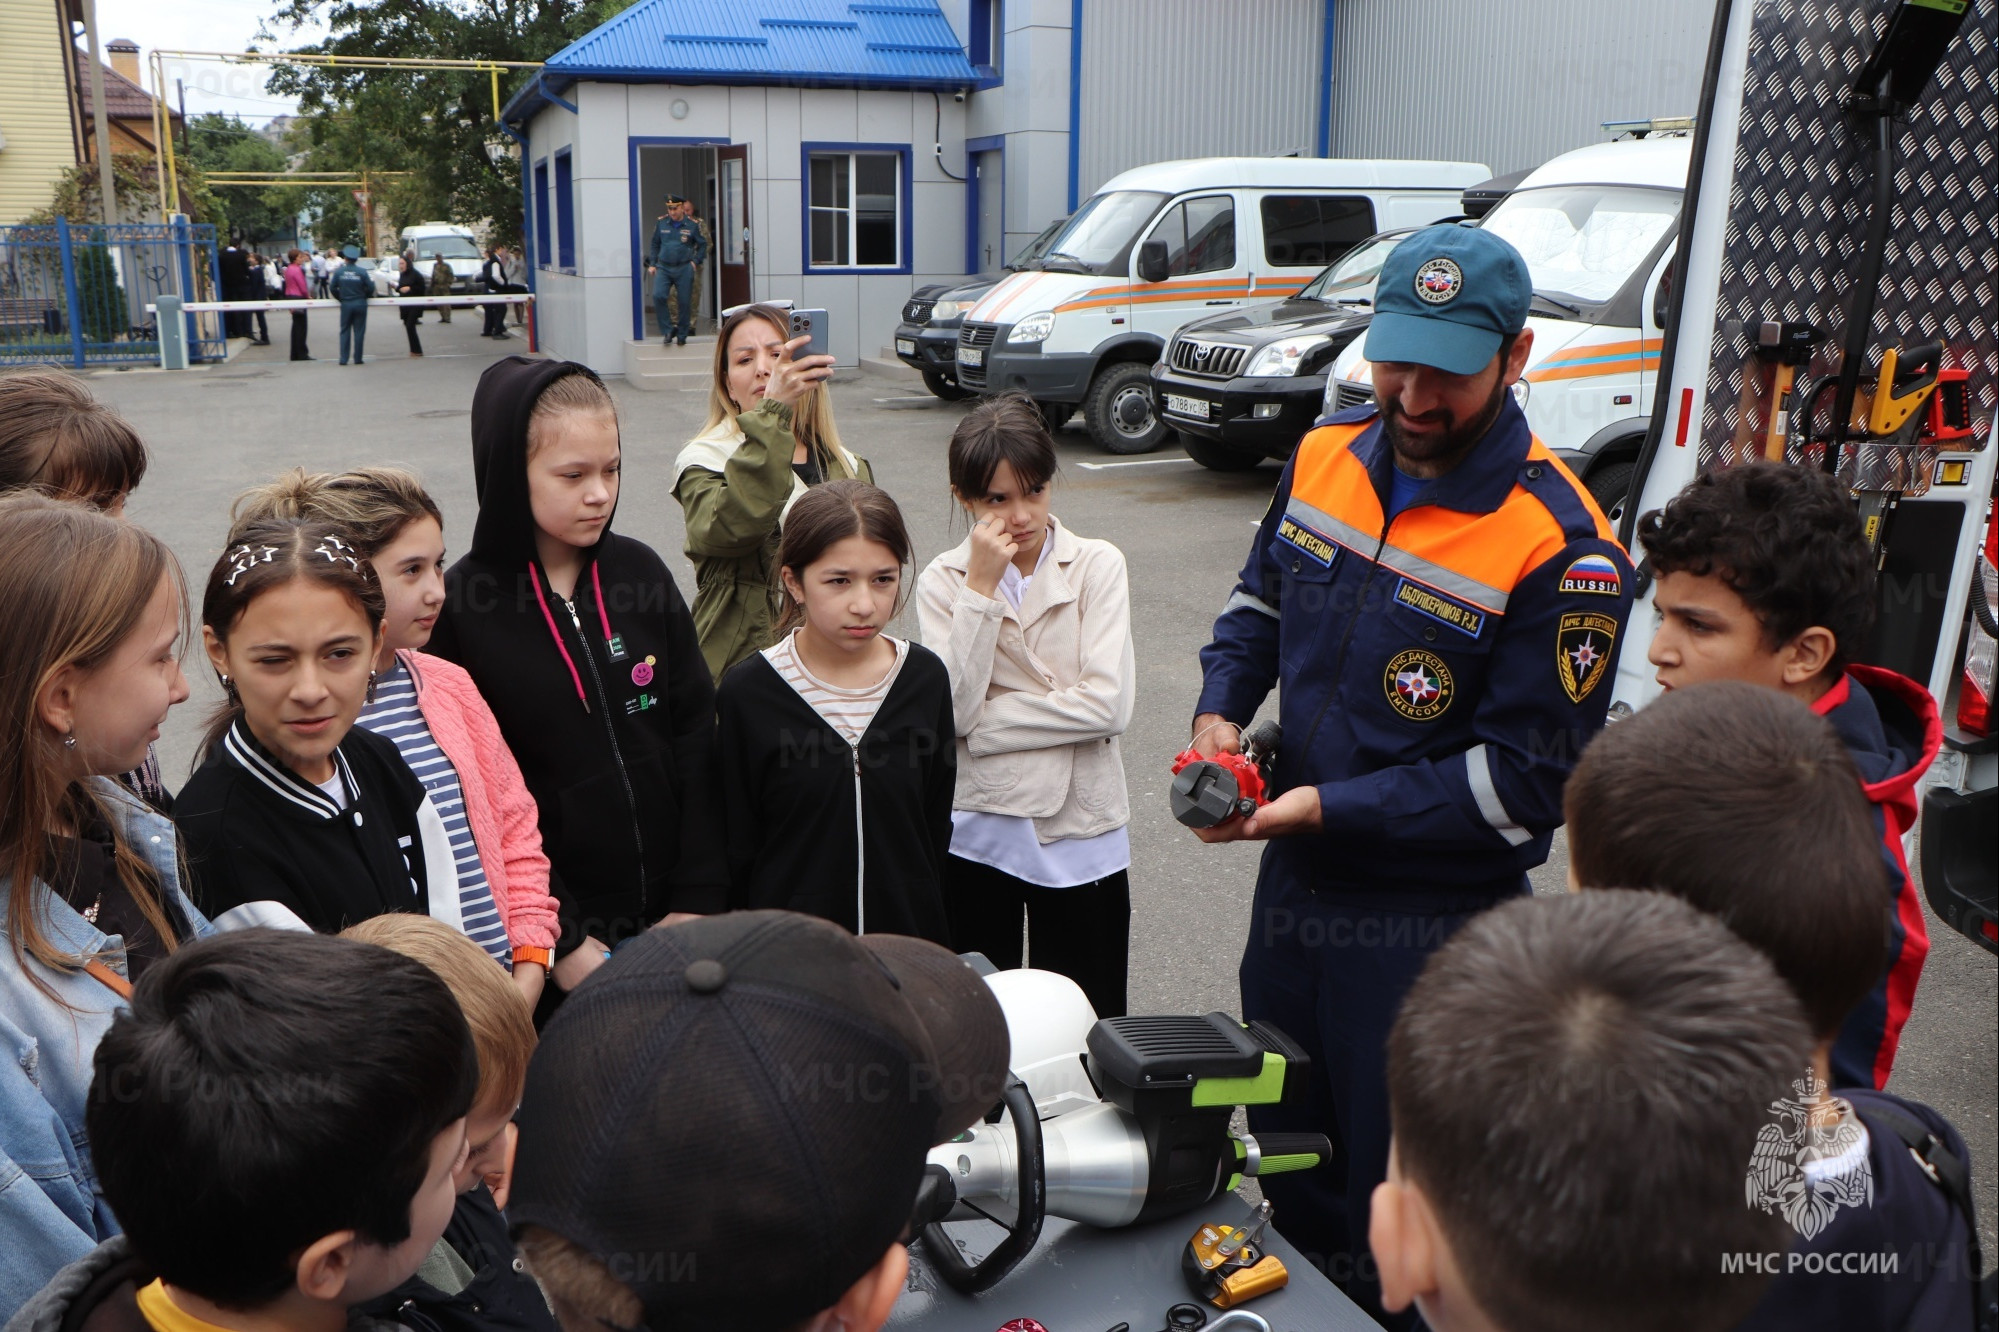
1136, 239, 1169, 284
1651, 256, 1675, 331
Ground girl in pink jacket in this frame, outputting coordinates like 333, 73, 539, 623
228, 468, 560, 1007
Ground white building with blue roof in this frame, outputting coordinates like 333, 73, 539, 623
500, 0, 1710, 377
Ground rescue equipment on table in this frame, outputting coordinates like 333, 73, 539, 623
1182, 1201, 1288, 1309
1169, 721, 1281, 828
916, 969, 1331, 1294
1098, 1308, 1274, 1332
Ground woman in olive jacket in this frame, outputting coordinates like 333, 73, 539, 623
671, 303, 871, 678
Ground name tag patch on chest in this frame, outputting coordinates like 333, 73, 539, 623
1276, 516, 1338, 568
1393, 579, 1486, 638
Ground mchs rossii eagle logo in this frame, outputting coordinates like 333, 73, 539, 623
1745, 1071, 1873, 1240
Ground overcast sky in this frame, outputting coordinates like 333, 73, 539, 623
94, 0, 323, 123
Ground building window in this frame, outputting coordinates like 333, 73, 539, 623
554, 150, 576, 271
969, 0, 1003, 75
806, 149, 905, 269
534, 161, 551, 268
1261, 195, 1376, 268
1148, 195, 1236, 277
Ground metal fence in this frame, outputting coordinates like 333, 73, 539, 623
0, 219, 227, 367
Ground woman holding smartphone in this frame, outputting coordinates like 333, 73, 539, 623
672, 304, 871, 678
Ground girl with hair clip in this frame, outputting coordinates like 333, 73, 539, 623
427, 359, 722, 1006
0, 492, 208, 1300
174, 516, 459, 937
713, 481, 956, 943
672, 303, 872, 678
916, 393, 1136, 1018
229, 468, 561, 1007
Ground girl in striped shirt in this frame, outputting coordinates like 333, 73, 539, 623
230, 469, 560, 1006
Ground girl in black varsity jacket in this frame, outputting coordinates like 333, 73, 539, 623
175, 517, 457, 935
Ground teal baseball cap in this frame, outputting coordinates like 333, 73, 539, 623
1364, 225, 1531, 375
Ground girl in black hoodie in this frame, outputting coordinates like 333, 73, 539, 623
713, 480, 955, 942
427, 359, 722, 997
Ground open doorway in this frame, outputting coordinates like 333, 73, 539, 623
634, 142, 721, 341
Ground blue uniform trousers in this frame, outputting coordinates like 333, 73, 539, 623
1240, 861, 1524, 1328
338, 303, 368, 364
653, 263, 694, 340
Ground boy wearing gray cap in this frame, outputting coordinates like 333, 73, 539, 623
507, 911, 1010, 1332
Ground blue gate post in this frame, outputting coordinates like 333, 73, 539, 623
56, 216, 85, 369
172, 215, 199, 358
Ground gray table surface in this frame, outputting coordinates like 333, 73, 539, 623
888, 1191, 1385, 1332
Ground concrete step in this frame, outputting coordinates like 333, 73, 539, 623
624, 337, 716, 390
860, 353, 921, 382
625, 369, 712, 393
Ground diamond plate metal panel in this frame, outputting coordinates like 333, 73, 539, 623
1701, 0, 1998, 472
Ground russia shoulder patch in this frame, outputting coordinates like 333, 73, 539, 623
1559, 553, 1623, 597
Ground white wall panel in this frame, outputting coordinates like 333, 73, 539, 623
1329, 0, 1709, 174
1077, 0, 1322, 197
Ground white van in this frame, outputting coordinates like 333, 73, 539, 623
956, 157, 1488, 453
1326, 133, 1692, 519
398, 223, 486, 292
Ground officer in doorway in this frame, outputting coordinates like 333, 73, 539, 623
1187, 225, 1634, 1327
646, 195, 708, 346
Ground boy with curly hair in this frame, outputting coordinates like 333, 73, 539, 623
1636, 462, 1940, 1089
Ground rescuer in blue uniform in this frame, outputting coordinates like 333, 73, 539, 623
1187, 225, 1636, 1326
646, 195, 708, 346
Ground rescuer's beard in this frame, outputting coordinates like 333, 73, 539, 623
1380, 373, 1510, 477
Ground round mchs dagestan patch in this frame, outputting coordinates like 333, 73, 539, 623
1385, 648, 1454, 721
1414, 257, 1463, 305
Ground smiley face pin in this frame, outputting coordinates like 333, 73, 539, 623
632, 655, 656, 687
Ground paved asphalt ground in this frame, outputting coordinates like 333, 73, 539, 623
85, 311, 1995, 1254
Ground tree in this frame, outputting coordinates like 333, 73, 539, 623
27, 151, 221, 227
259, 0, 624, 249
184, 113, 304, 244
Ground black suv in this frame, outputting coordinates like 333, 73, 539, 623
1149, 230, 1410, 471
893, 217, 1067, 400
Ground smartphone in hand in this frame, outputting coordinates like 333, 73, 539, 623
789, 307, 831, 360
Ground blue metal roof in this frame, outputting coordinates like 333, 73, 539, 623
505, 0, 977, 122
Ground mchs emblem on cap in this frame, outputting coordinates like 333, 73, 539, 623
1414, 257, 1463, 305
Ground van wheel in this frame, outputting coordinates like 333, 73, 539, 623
1085, 362, 1169, 454
1181, 431, 1264, 472
921, 370, 973, 401
1586, 458, 1637, 526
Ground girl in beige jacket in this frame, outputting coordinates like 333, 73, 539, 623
916, 394, 1137, 1016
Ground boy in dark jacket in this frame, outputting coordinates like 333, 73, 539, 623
344, 916, 555, 1332
8, 931, 477, 1332
1566, 683, 1981, 1332
428, 359, 724, 1005
1637, 461, 1940, 1090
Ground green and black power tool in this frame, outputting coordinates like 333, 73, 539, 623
918, 1007, 1332, 1293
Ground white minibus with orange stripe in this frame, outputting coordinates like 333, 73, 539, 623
1326, 133, 1693, 522
955, 156, 1487, 455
